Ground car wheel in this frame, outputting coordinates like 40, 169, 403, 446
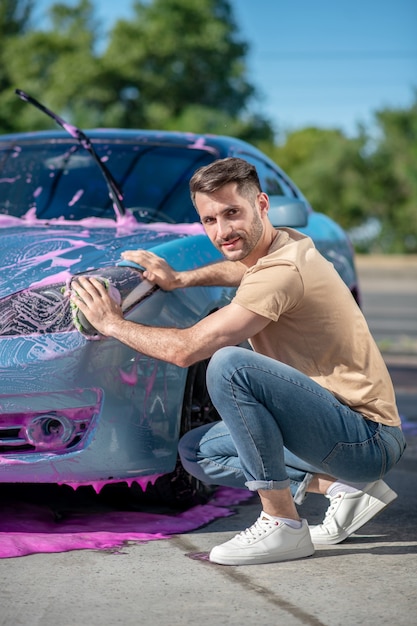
144, 359, 219, 510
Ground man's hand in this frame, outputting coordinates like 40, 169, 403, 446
71, 277, 124, 336
121, 250, 180, 290
122, 249, 245, 289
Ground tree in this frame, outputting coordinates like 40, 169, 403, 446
0, 0, 33, 35
367, 98, 417, 252
261, 97, 417, 254
0, 0, 111, 131
101, 0, 273, 138
0, 0, 273, 141
0, 0, 34, 131
262, 127, 371, 230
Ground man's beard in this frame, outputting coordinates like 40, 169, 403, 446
216, 210, 264, 261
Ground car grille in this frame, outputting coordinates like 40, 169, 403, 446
0, 406, 97, 454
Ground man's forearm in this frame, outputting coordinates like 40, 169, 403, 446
175, 260, 246, 288
121, 250, 246, 291
105, 318, 200, 367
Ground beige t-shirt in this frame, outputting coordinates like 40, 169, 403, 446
232, 228, 401, 427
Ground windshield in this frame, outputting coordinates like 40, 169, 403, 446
0, 139, 215, 223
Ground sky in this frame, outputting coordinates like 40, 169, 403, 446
34, 0, 417, 138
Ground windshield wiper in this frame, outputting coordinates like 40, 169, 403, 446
15, 89, 125, 219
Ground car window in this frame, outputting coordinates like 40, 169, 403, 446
119, 145, 213, 223
0, 140, 215, 223
232, 152, 297, 198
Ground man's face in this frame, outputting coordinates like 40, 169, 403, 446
195, 182, 269, 263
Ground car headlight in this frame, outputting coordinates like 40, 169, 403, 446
0, 266, 156, 337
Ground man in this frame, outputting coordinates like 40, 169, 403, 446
72, 157, 405, 566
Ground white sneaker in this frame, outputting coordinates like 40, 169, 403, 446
209, 513, 314, 565
309, 479, 397, 545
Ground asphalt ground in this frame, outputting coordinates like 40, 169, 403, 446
1, 255, 416, 626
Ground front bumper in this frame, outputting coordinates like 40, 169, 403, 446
0, 330, 186, 484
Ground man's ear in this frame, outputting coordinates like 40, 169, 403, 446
258, 192, 269, 217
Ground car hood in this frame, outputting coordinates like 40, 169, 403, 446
0, 214, 206, 298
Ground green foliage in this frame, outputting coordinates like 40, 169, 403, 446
0, 0, 271, 140
101, 0, 261, 132
160, 104, 274, 143
0, 0, 33, 36
366, 101, 417, 252
0, 1, 34, 130
262, 128, 371, 229
261, 100, 417, 253
0, 0, 415, 252
0, 0, 108, 131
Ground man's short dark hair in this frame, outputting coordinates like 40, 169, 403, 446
189, 157, 261, 207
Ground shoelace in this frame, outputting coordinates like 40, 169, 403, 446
238, 516, 279, 543
321, 493, 342, 524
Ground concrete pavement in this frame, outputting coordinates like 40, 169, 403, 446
1, 457, 415, 626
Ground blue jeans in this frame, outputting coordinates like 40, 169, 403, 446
179, 347, 406, 504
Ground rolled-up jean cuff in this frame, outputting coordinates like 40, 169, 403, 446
245, 478, 291, 492
293, 472, 314, 505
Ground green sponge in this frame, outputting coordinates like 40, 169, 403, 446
68, 277, 121, 338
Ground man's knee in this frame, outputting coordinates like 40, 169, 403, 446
207, 346, 248, 390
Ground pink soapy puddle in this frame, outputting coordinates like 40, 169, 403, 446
0, 485, 253, 559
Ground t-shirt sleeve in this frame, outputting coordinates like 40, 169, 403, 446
232, 261, 304, 322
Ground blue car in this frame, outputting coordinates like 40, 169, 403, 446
0, 127, 359, 505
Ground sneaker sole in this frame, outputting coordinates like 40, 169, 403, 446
209, 543, 315, 566
310, 484, 398, 545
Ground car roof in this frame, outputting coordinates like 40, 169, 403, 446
0, 128, 248, 152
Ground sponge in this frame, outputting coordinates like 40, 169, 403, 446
69, 277, 121, 338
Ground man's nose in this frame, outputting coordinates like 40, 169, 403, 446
217, 219, 232, 238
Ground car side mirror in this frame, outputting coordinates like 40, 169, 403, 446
268, 196, 309, 228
